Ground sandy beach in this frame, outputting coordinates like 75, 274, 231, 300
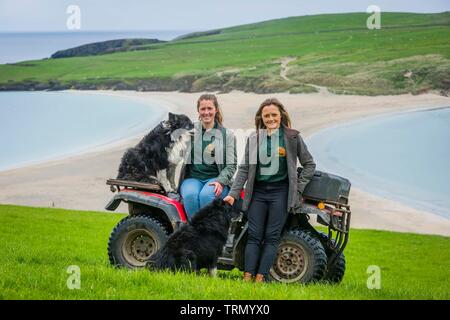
1, 90, 450, 236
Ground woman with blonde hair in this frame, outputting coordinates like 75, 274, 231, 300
224, 98, 316, 283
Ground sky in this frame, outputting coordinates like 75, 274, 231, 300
0, 0, 449, 32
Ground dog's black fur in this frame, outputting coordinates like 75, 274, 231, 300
117, 112, 193, 184
147, 198, 237, 273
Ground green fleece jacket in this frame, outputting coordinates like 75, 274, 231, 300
181, 121, 237, 187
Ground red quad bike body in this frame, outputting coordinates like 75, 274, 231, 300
106, 168, 351, 284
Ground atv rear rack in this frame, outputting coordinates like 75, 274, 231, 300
106, 179, 164, 193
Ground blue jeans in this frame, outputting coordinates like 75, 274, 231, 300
180, 178, 230, 219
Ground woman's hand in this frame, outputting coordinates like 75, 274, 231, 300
209, 181, 224, 197
223, 195, 235, 206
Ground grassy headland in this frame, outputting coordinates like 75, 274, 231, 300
0, 12, 449, 95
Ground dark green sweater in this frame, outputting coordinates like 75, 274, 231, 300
256, 128, 288, 182
187, 123, 220, 181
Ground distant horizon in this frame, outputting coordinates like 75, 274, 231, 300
0, 30, 188, 63
0, 29, 193, 34
0, 10, 448, 33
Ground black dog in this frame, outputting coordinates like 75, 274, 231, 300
116, 112, 193, 192
146, 198, 236, 276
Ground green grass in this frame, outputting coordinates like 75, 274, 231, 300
0, 12, 449, 95
0, 204, 449, 300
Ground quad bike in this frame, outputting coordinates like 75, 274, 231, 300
105, 168, 351, 284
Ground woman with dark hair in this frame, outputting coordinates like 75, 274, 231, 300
180, 94, 237, 219
224, 98, 316, 283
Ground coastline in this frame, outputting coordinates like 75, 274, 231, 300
306, 106, 450, 219
1, 90, 450, 236
0, 90, 175, 172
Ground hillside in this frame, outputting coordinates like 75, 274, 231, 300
50, 38, 165, 58
0, 12, 449, 95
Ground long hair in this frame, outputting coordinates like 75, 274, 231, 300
197, 94, 223, 126
255, 97, 292, 130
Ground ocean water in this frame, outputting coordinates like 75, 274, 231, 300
0, 91, 166, 171
0, 30, 191, 64
307, 107, 450, 219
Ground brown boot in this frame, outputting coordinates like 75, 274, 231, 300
243, 272, 253, 282
255, 274, 265, 283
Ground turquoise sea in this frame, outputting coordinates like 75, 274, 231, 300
0, 91, 166, 171
307, 107, 450, 219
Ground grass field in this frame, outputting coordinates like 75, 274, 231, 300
0, 12, 449, 94
0, 204, 449, 300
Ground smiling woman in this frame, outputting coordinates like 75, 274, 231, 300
179, 93, 237, 220
0, 91, 165, 171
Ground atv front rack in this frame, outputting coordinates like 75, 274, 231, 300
106, 179, 164, 193
324, 201, 351, 268
298, 198, 351, 270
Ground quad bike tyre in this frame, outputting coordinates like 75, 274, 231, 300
108, 214, 169, 268
268, 229, 327, 284
317, 231, 346, 284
